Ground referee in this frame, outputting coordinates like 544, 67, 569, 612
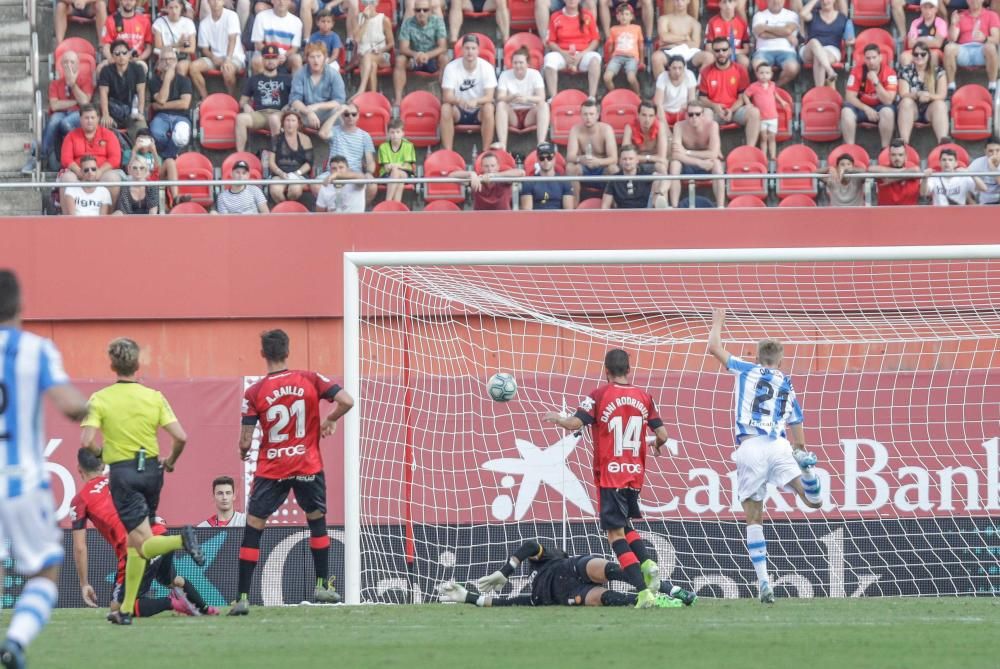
81, 337, 204, 625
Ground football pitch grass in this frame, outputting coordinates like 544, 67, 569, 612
31, 598, 1000, 669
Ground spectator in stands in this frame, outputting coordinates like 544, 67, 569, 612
148, 47, 193, 159
703, 0, 750, 69
441, 34, 497, 151
154, 0, 197, 75
191, 0, 247, 98
742, 60, 790, 160
871, 139, 923, 205
318, 103, 378, 203
821, 153, 864, 206
98, 39, 147, 137
236, 44, 293, 152
668, 100, 724, 207
799, 0, 854, 90
307, 9, 344, 69
59, 104, 123, 203
566, 98, 619, 200
197, 476, 247, 528
130, 128, 182, 204
602, 144, 668, 209
653, 54, 696, 126
251, 0, 304, 74
378, 119, 417, 202
215, 159, 271, 213
114, 159, 160, 215
603, 3, 643, 94
28, 50, 95, 174
536, 0, 598, 42
897, 45, 948, 145
943, 0, 1000, 95
599, 0, 653, 42
923, 148, 990, 204
60, 155, 113, 216
543, 0, 602, 99
268, 110, 313, 204
699, 36, 759, 148
449, 151, 525, 210
393, 0, 449, 107
968, 138, 1000, 204
841, 43, 898, 149
55, 0, 107, 43
520, 142, 574, 209
289, 42, 347, 130
300, 0, 356, 41
651, 0, 708, 78
661, 0, 706, 20
622, 100, 668, 171
496, 47, 549, 149
100, 0, 153, 73
200, 0, 251, 27
900, 0, 947, 68
751, 0, 801, 87
316, 155, 367, 212
449, 0, 510, 44
354, 0, 395, 95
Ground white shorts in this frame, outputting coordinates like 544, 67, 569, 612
661, 44, 702, 63
0, 486, 64, 576
543, 50, 602, 72
732, 435, 802, 503
760, 118, 778, 134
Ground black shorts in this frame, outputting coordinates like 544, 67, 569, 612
457, 108, 481, 125
598, 487, 642, 531
112, 553, 175, 604
109, 460, 164, 533
247, 472, 327, 519
532, 556, 600, 606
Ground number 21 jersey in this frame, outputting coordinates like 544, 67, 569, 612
242, 370, 342, 479
726, 356, 803, 444
574, 383, 663, 489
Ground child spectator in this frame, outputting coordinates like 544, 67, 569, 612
603, 3, 643, 94
742, 60, 789, 159
377, 119, 417, 203
308, 8, 344, 69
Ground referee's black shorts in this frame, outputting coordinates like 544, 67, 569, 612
109, 460, 164, 533
598, 487, 642, 531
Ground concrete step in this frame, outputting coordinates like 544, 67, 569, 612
0, 132, 34, 154
0, 78, 36, 112
0, 144, 32, 173
0, 23, 29, 56
0, 186, 44, 215
0, 115, 32, 134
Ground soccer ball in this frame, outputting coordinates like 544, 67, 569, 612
486, 373, 517, 402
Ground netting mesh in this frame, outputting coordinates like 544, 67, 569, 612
354, 260, 1000, 601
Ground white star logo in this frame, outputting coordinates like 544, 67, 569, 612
482, 434, 595, 520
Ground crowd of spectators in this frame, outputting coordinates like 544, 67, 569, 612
27, 0, 1000, 213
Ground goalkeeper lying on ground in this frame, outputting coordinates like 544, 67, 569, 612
438, 540, 697, 608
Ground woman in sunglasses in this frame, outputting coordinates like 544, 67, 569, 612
896, 45, 948, 145
113, 159, 160, 215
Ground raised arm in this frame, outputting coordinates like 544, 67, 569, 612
708, 307, 732, 368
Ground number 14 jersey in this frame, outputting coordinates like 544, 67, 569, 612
242, 370, 342, 479
574, 383, 664, 489
726, 356, 803, 445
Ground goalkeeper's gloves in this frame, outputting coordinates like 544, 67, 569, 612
476, 570, 509, 593
793, 448, 818, 469
437, 581, 469, 604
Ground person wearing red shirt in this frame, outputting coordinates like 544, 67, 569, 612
543, 349, 671, 609
449, 151, 525, 209
27, 50, 95, 173
841, 42, 898, 148
698, 35, 759, 147
872, 139, 924, 205
942, 0, 1000, 93
100, 0, 153, 72
231, 329, 355, 616
703, 0, 750, 67
58, 104, 123, 205
543, 0, 602, 98
621, 100, 668, 170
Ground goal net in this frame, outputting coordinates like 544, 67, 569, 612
343, 247, 1000, 604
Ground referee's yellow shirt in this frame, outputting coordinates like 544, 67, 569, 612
81, 381, 178, 464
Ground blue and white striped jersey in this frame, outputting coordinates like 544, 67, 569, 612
0, 327, 69, 499
726, 355, 803, 445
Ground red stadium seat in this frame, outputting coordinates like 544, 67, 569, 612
524, 149, 567, 175
354, 92, 392, 145
828, 143, 871, 167
927, 143, 970, 170
196, 93, 239, 150
851, 0, 890, 27
503, 32, 545, 70
373, 199, 411, 211
775, 88, 794, 143
400, 91, 442, 148
422, 149, 467, 204
174, 152, 215, 208
54, 37, 97, 81
550, 89, 589, 145
950, 85, 994, 141
576, 197, 603, 209
726, 145, 769, 198
775, 144, 819, 198
778, 193, 817, 207
221, 152, 263, 180
727, 195, 767, 207
168, 201, 208, 214
877, 144, 920, 166
271, 200, 311, 213
509, 0, 537, 33
453, 33, 497, 66
475, 148, 517, 173
600, 89, 641, 142
800, 87, 843, 142
852, 28, 895, 67
423, 199, 463, 211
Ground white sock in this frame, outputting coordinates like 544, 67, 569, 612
801, 467, 822, 504
746, 524, 769, 587
6, 577, 57, 649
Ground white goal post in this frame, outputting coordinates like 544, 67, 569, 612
342, 245, 1000, 605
